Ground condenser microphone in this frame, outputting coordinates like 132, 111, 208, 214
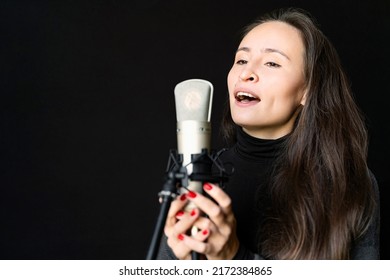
174, 79, 213, 210
146, 79, 214, 260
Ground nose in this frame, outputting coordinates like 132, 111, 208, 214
239, 68, 258, 82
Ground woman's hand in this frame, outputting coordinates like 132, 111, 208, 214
174, 183, 240, 260
163, 193, 211, 260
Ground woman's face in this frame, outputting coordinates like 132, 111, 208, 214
227, 21, 307, 139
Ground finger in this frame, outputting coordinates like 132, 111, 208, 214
203, 183, 233, 214
192, 215, 215, 233
178, 232, 210, 255
192, 215, 232, 250
166, 194, 187, 223
185, 189, 227, 226
164, 193, 188, 235
166, 233, 192, 260
171, 208, 201, 236
175, 210, 185, 219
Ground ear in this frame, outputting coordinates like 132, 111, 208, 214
300, 88, 308, 106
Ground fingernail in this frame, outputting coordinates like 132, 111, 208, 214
187, 191, 197, 198
202, 229, 208, 235
176, 210, 184, 217
180, 194, 187, 201
203, 183, 213, 191
190, 209, 196, 216
178, 234, 184, 240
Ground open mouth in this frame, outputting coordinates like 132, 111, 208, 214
235, 92, 260, 103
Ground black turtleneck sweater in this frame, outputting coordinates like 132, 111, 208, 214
218, 127, 287, 256
156, 127, 380, 259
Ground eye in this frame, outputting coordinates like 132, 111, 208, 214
236, 59, 247, 65
265, 62, 281, 68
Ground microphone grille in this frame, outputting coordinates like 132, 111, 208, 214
174, 79, 213, 122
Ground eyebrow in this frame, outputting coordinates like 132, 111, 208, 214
236, 46, 291, 60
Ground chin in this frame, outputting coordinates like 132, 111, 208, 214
231, 115, 258, 128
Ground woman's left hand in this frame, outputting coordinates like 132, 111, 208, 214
179, 182, 240, 260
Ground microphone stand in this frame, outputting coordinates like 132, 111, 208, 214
146, 150, 186, 260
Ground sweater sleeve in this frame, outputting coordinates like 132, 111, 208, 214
155, 235, 178, 260
350, 170, 380, 259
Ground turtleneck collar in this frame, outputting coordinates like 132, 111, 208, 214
234, 127, 288, 162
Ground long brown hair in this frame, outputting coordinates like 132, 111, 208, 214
222, 7, 376, 259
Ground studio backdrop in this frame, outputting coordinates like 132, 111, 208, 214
1, 0, 389, 259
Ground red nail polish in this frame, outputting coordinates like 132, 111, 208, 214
176, 210, 184, 217
187, 191, 196, 198
202, 229, 208, 235
178, 234, 184, 240
203, 183, 213, 191
180, 194, 187, 201
190, 209, 196, 216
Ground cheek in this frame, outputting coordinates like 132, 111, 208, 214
227, 71, 235, 104
278, 75, 306, 105
227, 69, 235, 93
272, 88, 305, 117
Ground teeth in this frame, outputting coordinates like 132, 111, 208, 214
237, 92, 256, 98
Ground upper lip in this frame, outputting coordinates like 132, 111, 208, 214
234, 87, 260, 100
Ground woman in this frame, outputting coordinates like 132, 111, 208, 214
157, 7, 380, 260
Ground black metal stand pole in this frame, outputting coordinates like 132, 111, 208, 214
146, 172, 177, 260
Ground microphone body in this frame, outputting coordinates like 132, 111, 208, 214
174, 79, 213, 211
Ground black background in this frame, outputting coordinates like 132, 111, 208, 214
1, 0, 389, 259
